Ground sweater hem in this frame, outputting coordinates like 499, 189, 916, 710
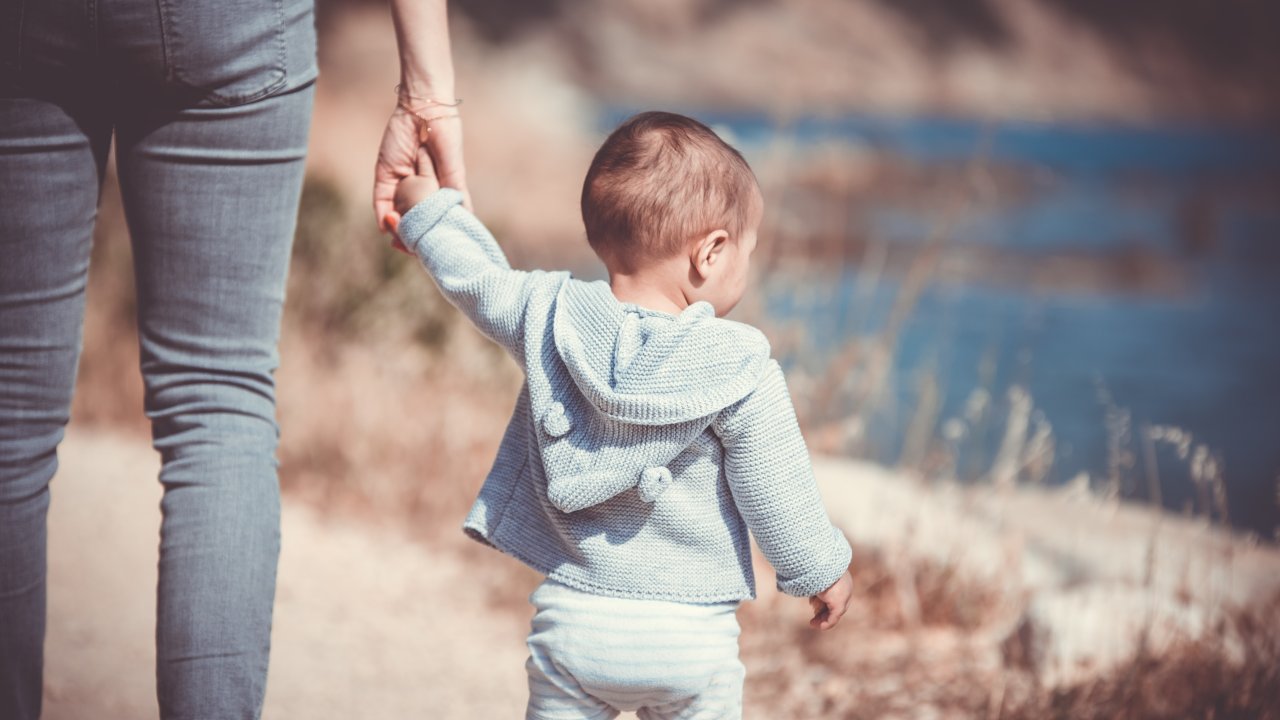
462, 520, 756, 605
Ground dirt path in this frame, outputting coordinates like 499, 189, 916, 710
43, 430, 533, 719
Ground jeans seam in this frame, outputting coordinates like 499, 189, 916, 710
155, 0, 171, 83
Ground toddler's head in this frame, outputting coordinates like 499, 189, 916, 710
582, 111, 761, 316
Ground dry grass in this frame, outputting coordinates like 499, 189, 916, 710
739, 546, 1280, 720
281, 172, 533, 534
1002, 595, 1280, 720
740, 547, 1005, 718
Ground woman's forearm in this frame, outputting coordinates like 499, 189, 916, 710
391, 0, 456, 99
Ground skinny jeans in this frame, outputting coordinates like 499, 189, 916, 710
0, 0, 316, 716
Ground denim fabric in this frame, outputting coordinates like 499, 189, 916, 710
0, 0, 316, 717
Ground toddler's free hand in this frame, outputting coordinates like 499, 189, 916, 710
809, 570, 853, 630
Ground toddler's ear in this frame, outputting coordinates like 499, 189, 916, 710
692, 229, 730, 281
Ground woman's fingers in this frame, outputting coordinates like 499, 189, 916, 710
415, 144, 435, 179
415, 146, 442, 194
374, 109, 425, 231
423, 116, 471, 210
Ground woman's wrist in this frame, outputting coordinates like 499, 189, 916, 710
396, 70, 454, 101
389, 0, 455, 106
394, 83, 460, 109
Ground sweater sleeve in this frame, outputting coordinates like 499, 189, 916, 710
397, 188, 544, 362
712, 360, 853, 597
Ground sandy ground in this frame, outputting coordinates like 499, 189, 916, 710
43, 430, 532, 719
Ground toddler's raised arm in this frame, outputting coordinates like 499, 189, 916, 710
395, 188, 552, 363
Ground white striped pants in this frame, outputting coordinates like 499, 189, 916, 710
524, 579, 746, 720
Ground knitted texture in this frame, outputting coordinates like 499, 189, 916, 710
398, 188, 853, 602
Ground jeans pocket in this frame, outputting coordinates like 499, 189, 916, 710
157, 0, 288, 107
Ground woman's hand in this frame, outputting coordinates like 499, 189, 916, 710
416, 112, 469, 211
374, 105, 471, 250
374, 106, 423, 236
377, 0, 466, 249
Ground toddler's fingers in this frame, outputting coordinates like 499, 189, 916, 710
808, 597, 829, 629
817, 597, 849, 630
382, 213, 413, 255
809, 607, 830, 629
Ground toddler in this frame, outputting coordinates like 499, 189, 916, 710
390, 111, 853, 720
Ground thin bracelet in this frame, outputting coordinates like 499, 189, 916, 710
407, 110, 460, 135
394, 84, 463, 108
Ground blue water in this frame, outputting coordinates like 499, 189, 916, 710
600, 108, 1280, 536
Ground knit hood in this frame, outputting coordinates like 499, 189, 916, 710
552, 280, 770, 425
534, 279, 771, 513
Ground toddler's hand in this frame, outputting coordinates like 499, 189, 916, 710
809, 570, 853, 630
393, 174, 439, 217
383, 148, 444, 252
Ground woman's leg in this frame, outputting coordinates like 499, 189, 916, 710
113, 81, 314, 718
0, 95, 111, 720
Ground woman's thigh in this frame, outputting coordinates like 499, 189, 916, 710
114, 83, 314, 453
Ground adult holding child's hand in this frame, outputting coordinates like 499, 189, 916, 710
374, 0, 472, 251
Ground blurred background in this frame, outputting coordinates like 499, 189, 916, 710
58, 0, 1280, 717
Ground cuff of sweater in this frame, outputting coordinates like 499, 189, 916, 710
397, 187, 465, 254
775, 527, 853, 597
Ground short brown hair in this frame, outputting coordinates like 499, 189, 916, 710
581, 111, 757, 272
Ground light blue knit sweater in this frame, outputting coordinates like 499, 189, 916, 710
399, 188, 852, 603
